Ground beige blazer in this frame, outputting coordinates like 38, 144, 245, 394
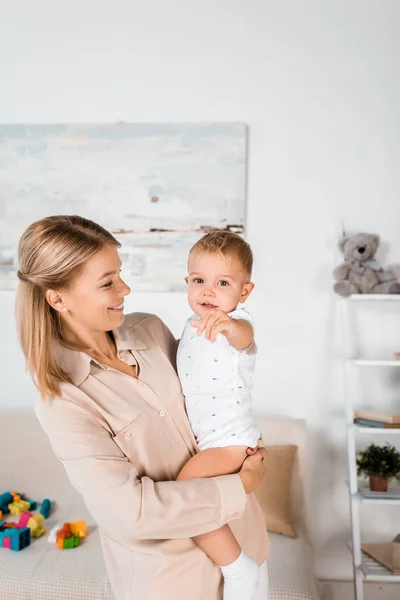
35, 313, 269, 600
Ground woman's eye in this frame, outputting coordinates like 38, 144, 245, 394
218, 280, 229, 287
102, 269, 122, 288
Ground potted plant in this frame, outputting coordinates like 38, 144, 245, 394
357, 442, 400, 492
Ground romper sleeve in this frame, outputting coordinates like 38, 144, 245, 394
229, 308, 257, 356
36, 397, 247, 547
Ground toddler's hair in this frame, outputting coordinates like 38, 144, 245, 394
190, 231, 253, 277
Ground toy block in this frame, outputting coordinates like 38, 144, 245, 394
48, 523, 62, 544
9, 500, 30, 517
2, 536, 11, 549
0, 492, 13, 514
0, 492, 13, 506
40, 498, 51, 519
27, 514, 45, 538
70, 520, 87, 538
13, 492, 38, 511
62, 535, 80, 549
57, 523, 72, 539
10, 527, 30, 551
18, 512, 33, 529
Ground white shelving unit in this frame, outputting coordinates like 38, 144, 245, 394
340, 294, 400, 600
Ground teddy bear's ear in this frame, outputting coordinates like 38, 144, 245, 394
338, 236, 348, 252
371, 234, 380, 246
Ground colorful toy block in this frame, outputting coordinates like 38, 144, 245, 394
0, 525, 30, 551
0, 492, 13, 506
27, 514, 46, 538
40, 498, 51, 519
57, 523, 72, 539
57, 534, 80, 549
0, 492, 13, 514
9, 500, 31, 517
17, 512, 33, 529
48, 523, 62, 544
53, 520, 87, 549
70, 520, 87, 538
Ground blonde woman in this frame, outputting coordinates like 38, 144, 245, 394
15, 215, 269, 600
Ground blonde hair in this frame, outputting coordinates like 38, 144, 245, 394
189, 231, 253, 277
15, 215, 120, 399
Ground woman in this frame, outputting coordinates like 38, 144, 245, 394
15, 215, 269, 600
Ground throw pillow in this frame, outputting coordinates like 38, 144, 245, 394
254, 444, 297, 538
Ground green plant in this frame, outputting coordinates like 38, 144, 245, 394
356, 442, 400, 480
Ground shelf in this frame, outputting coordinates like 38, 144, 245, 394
348, 359, 400, 367
349, 294, 400, 302
355, 490, 400, 505
346, 481, 400, 504
361, 552, 400, 582
355, 425, 400, 435
347, 543, 400, 582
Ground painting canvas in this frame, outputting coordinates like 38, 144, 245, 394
0, 123, 247, 291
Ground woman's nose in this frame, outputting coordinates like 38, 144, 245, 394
121, 281, 131, 296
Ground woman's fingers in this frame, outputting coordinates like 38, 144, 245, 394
257, 447, 267, 462
239, 448, 267, 494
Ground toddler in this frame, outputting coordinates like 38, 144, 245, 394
177, 231, 262, 600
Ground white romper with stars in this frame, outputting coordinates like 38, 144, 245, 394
177, 307, 260, 451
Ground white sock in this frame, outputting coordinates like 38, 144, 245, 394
221, 552, 260, 600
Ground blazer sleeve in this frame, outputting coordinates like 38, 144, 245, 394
36, 397, 247, 547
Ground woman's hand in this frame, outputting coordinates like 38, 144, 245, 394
239, 447, 267, 494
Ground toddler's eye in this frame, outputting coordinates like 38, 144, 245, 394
218, 280, 229, 287
193, 278, 204, 284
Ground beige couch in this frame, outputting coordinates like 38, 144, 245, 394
0, 412, 321, 599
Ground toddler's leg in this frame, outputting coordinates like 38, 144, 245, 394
177, 446, 260, 600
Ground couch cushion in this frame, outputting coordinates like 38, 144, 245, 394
268, 533, 321, 599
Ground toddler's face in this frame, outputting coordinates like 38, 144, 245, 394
186, 251, 253, 318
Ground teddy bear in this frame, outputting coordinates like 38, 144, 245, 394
333, 232, 400, 296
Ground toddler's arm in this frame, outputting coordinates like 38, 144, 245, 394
190, 310, 253, 350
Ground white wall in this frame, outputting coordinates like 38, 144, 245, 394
1, 0, 400, 581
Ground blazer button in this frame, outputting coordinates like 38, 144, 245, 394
124, 432, 132, 439
159, 410, 166, 417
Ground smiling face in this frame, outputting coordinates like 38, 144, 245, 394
59, 244, 131, 335
186, 250, 254, 317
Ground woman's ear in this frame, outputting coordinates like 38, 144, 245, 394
240, 282, 255, 303
45, 289, 66, 313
